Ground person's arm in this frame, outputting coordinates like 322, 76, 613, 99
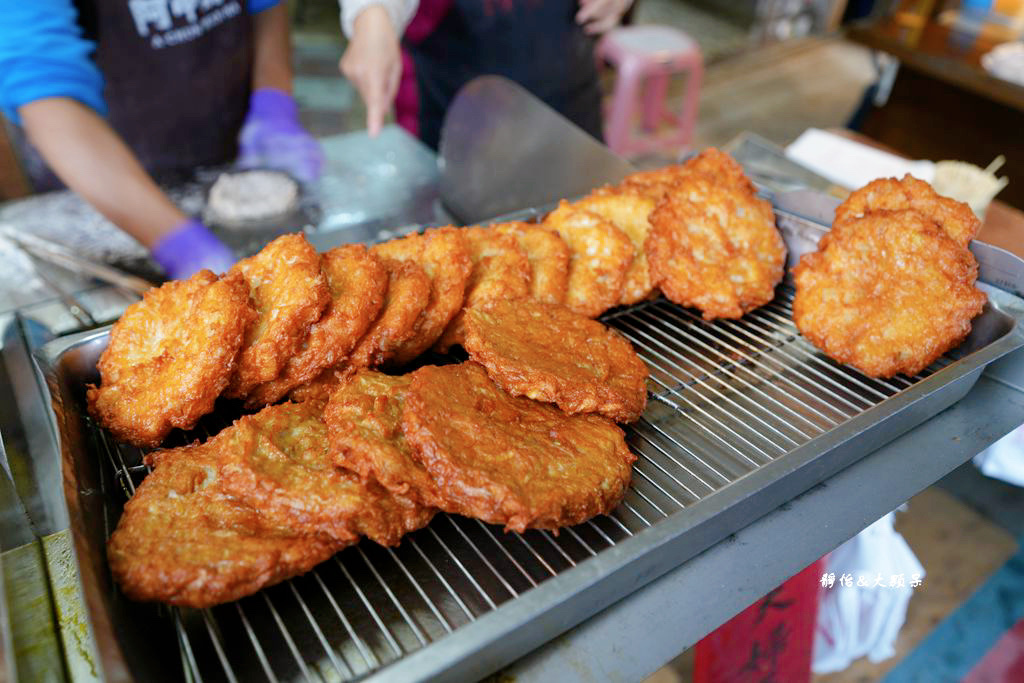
19, 98, 185, 248
338, 1, 418, 136
251, 2, 293, 93
576, 0, 634, 34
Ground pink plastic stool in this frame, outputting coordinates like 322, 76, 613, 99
596, 25, 704, 158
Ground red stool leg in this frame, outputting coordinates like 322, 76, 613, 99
643, 72, 670, 132
604, 58, 644, 157
693, 557, 825, 683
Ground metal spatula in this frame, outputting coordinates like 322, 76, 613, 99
438, 76, 636, 225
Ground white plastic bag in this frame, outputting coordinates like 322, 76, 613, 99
812, 512, 925, 673
974, 425, 1024, 487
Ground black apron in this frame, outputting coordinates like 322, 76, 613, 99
407, 0, 603, 150
21, 0, 253, 191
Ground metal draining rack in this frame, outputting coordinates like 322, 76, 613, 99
89, 286, 947, 683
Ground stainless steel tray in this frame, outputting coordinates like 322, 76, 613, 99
36, 207, 1024, 683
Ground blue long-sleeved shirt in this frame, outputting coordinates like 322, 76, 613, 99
0, 0, 280, 125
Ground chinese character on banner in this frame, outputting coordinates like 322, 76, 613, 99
820, 572, 836, 588
872, 573, 887, 588
170, 0, 201, 22
910, 573, 923, 588
889, 574, 905, 588
129, 0, 172, 37
839, 573, 853, 588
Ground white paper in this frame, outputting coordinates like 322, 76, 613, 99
785, 128, 936, 191
974, 425, 1024, 487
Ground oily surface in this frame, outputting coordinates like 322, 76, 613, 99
792, 210, 987, 378
347, 258, 431, 368
464, 300, 648, 422
88, 270, 255, 448
492, 221, 570, 305
402, 363, 636, 533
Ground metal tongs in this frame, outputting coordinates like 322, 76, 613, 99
0, 226, 156, 327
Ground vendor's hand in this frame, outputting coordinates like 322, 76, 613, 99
340, 5, 402, 138
576, 0, 633, 35
237, 88, 325, 183
151, 219, 236, 280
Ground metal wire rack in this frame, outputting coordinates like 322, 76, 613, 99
84, 284, 950, 682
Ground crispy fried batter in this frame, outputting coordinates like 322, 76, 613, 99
372, 227, 472, 366
289, 366, 356, 405
212, 402, 434, 546
87, 270, 255, 448
402, 363, 636, 533
833, 174, 980, 248
608, 165, 687, 202
464, 301, 648, 422
792, 210, 987, 378
568, 193, 658, 304
492, 222, 570, 305
434, 227, 531, 351
226, 234, 330, 398
245, 245, 388, 407
680, 148, 756, 192
542, 201, 634, 318
325, 370, 441, 507
348, 258, 431, 368
646, 173, 785, 319
107, 435, 342, 607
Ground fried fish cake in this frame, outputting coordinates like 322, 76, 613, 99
87, 270, 255, 448
646, 173, 785, 319
568, 193, 658, 304
226, 234, 330, 398
464, 300, 648, 422
608, 165, 687, 202
679, 148, 756, 192
325, 370, 441, 507
605, 149, 753, 202
542, 201, 634, 318
434, 227, 531, 351
833, 174, 980, 248
792, 210, 987, 378
108, 437, 342, 607
211, 401, 434, 546
402, 363, 636, 533
492, 222, 570, 305
245, 245, 388, 407
289, 366, 356, 405
372, 227, 473, 366
348, 258, 431, 368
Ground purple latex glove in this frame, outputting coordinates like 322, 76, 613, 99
237, 88, 325, 183
151, 219, 236, 280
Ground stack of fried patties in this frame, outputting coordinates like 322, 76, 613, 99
792, 175, 988, 378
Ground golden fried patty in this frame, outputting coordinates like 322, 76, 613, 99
402, 363, 636, 533
213, 401, 434, 546
348, 258, 432, 368
542, 201, 634, 318
245, 244, 388, 407
226, 234, 330, 397
108, 436, 342, 608
464, 300, 648, 422
434, 227, 532, 351
646, 173, 785, 319
372, 227, 473, 366
792, 210, 987, 378
88, 270, 255, 448
325, 370, 441, 507
492, 222, 570, 305
832, 174, 980, 248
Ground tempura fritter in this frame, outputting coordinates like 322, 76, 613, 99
347, 258, 431, 368
464, 300, 648, 422
832, 174, 980, 248
567, 193, 658, 304
325, 370, 441, 507
792, 210, 987, 378
372, 227, 472, 365
107, 435, 342, 607
87, 270, 256, 448
402, 363, 636, 533
212, 401, 434, 546
245, 245, 388, 407
542, 201, 634, 318
225, 234, 330, 397
646, 172, 785, 319
434, 227, 531, 351
289, 366, 355, 405
492, 222, 570, 305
